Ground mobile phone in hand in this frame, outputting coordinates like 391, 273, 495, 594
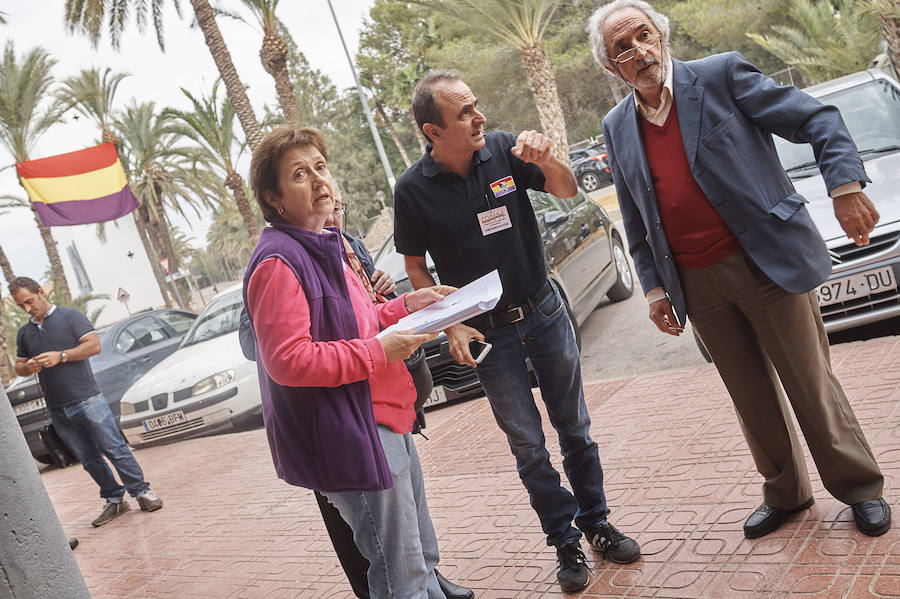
468, 340, 492, 364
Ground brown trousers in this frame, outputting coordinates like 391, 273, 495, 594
681, 251, 883, 508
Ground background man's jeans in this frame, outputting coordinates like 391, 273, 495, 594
325, 426, 442, 599
51, 394, 149, 502
475, 285, 609, 547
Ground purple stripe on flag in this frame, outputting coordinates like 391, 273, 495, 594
33, 186, 139, 227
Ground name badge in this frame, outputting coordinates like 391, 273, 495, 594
478, 206, 513, 236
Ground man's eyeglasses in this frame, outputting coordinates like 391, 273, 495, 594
612, 33, 661, 64
333, 202, 348, 216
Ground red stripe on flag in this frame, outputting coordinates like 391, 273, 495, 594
15, 143, 119, 179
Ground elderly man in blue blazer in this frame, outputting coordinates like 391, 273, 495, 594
590, 0, 890, 539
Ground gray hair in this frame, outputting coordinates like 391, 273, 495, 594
587, 0, 671, 68
412, 69, 461, 142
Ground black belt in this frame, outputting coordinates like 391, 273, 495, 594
465, 280, 555, 330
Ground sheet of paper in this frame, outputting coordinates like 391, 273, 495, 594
379, 270, 502, 337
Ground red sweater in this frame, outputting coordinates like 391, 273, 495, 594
639, 106, 739, 269
247, 256, 418, 433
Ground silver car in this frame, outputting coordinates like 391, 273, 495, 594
775, 69, 900, 333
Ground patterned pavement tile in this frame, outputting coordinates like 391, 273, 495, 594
35, 335, 900, 598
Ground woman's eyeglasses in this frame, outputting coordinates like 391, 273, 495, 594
333, 202, 348, 216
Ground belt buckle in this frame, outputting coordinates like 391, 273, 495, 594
507, 306, 525, 323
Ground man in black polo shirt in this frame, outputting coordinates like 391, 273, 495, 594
11, 277, 163, 527
393, 71, 640, 593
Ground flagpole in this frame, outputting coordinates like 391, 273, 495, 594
325, 0, 396, 191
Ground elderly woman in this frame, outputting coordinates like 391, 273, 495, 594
243, 126, 452, 599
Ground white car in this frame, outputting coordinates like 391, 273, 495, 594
119, 285, 262, 447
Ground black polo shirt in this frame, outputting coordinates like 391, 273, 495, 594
16, 306, 101, 409
394, 130, 547, 310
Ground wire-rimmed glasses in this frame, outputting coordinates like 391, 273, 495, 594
612, 33, 661, 64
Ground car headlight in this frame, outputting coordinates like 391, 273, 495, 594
191, 370, 235, 396
120, 402, 135, 416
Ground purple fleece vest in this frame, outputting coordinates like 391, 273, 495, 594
242, 222, 392, 492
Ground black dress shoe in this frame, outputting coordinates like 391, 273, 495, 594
743, 498, 814, 539
436, 569, 475, 599
68, 537, 79, 550
853, 498, 891, 536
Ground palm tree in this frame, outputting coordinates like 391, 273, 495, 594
748, 0, 881, 83
236, 0, 300, 126
56, 66, 177, 305
165, 81, 260, 241
63, 0, 264, 151
861, 0, 900, 76
411, 0, 570, 163
0, 42, 72, 303
115, 101, 221, 307
0, 228, 12, 386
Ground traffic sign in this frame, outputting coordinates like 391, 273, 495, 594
117, 287, 131, 302
159, 257, 170, 274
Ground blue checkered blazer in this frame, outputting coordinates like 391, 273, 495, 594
602, 52, 870, 324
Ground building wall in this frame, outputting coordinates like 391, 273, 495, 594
51, 214, 165, 326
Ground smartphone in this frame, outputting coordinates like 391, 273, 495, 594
468, 340, 493, 364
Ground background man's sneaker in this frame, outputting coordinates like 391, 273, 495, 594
137, 490, 163, 512
556, 541, 590, 593
92, 500, 130, 527
585, 521, 641, 564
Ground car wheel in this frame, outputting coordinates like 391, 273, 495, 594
579, 170, 601, 192
693, 328, 713, 363
606, 236, 635, 302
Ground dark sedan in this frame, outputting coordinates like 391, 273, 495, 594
374, 186, 634, 408
570, 145, 613, 192
5, 308, 197, 463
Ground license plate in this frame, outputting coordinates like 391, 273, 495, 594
423, 385, 448, 408
142, 410, 187, 432
12, 397, 45, 416
816, 266, 897, 307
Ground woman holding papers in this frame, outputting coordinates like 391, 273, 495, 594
242, 126, 456, 599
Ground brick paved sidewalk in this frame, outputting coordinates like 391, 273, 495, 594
43, 336, 900, 598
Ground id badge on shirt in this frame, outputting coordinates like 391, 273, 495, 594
477, 205, 513, 236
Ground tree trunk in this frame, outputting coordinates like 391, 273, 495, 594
225, 171, 260, 244
376, 102, 412, 168
0, 309, 10, 387
260, 29, 301, 127
191, 0, 263, 152
882, 6, 900, 78
134, 208, 173, 307
520, 43, 570, 165
27, 204, 71, 304
0, 244, 14, 284
409, 108, 427, 154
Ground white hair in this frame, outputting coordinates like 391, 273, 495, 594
587, 0, 671, 68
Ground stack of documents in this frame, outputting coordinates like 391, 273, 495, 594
379, 270, 502, 336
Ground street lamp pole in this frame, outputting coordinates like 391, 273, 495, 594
326, 0, 396, 191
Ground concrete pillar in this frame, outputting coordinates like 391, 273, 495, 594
0, 386, 90, 598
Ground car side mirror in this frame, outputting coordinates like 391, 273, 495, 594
543, 210, 569, 228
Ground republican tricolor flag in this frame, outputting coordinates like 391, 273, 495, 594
15, 142, 139, 227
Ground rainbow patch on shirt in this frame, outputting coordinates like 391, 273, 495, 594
490, 175, 517, 198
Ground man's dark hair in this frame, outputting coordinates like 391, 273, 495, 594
8, 276, 40, 295
412, 69, 461, 143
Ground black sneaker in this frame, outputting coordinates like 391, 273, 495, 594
556, 541, 590, 593
585, 521, 641, 564
91, 500, 130, 527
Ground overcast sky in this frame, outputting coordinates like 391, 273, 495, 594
0, 0, 375, 286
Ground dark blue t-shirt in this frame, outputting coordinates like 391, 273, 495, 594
393, 130, 548, 310
16, 306, 101, 409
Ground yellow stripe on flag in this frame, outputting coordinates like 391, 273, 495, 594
20, 160, 128, 204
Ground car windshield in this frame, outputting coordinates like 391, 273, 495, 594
776, 78, 900, 174
180, 290, 243, 347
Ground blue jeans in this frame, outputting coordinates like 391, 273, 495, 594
475, 285, 609, 547
324, 426, 442, 599
50, 394, 149, 502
